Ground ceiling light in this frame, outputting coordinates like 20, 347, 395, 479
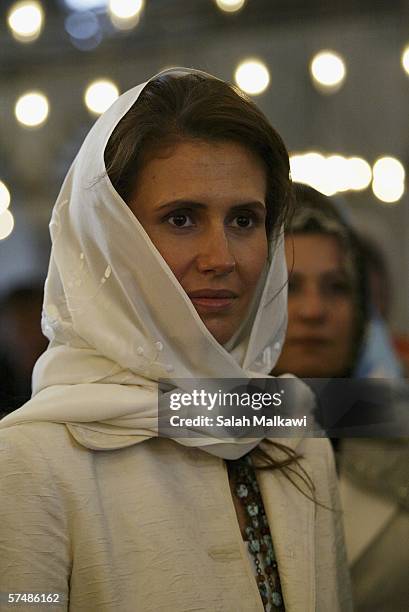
0, 210, 15, 240
15, 91, 49, 127
7, 1, 44, 43
84, 79, 119, 114
0, 181, 11, 214
310, 50, 346, 93
215, 0, 246, 13
234, 59, 270, 95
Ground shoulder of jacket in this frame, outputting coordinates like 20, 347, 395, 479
0, 422, 76, 461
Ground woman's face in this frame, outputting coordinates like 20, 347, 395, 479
274, 233, 357, 377
129, 139, 268, 345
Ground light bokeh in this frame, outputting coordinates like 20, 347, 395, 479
64, 0, 107, 9
310, 50, 346, 92
234, 59, 270, 95
7, 1, 44, 43
108, 0, 143, 29
0, 181, 11, 215
372, 156, 405, 203
346, 157, 372, 190
0, 210, 15, 241
290, 152, 373, 196
215, 0, 246, 13
108, 0, 143, 19
15, 91, 49, 127
84, 79, 120, 114
290, 152, 329, 193
401, 45, 409, 76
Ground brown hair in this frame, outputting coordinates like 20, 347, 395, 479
104, 71, 293, 239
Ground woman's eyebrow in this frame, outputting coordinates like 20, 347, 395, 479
230, 202, 267, 214
322, 268, 350, 277
156, 199, 266, 212
156, 199, 206, 211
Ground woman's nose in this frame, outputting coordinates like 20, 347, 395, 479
195, 226, 236, 275
298, 288, 327, 320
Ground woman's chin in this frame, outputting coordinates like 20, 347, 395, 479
201, 319, 237, 346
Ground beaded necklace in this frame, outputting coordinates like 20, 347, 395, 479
227, 455, 285, 611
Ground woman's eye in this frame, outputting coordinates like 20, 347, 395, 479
323, 280, 352, 296
167, 213, 193, 228
231, 214, 255, 229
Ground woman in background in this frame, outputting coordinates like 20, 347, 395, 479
273, 183, 409, 612
0, 69, 351, 611
273, 183, 368, 379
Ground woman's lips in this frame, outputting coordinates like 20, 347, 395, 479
190, 297, 236, 310
289, 337, 331, 348
188, 290, 238, 311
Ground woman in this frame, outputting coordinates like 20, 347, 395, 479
0, 68, 351, 611
273, 183, 368, 379
273, 183, 403, 380
272, 183, 409, 611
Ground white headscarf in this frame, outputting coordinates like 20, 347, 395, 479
0, 68, 313, 458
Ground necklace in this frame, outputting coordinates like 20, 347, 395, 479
227, 454, 285, 611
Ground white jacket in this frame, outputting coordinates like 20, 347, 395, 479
0, 422, 351, 611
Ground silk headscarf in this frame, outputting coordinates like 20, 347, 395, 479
0, 68, 314, 458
